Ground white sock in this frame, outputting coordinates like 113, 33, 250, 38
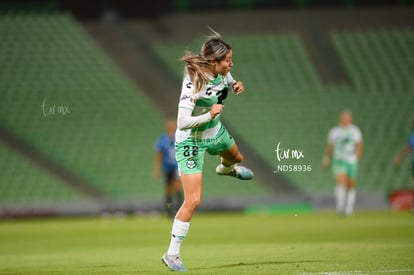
335, 185, 346, 214
217, 163, 233, 174
217, 157, 236, 174
345, 189, 356, 216
167, 219, 190, 256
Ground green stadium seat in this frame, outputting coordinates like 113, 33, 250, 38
154, 30, 414, 193
0, 141, 85, 203
0, 11, 169, 202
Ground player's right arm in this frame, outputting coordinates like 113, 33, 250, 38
177, 77, 222, 130
322, 128, 334, 169
152, 138, 163, 179
322, 143, 333, 169
393, 145, 411, 167
396, 133, 414, 166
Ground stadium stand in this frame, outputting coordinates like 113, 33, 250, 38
0, 10, 268, 207
330, 29, 414, 191
153, 29, 414, 193
0, 140, 84, 203
0, 10, 166, 202
1, 4, 413, 214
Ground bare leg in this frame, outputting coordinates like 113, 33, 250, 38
335, 174, 347, 214
175, 173, 202, 222
165, 172, 202, 263
345, 177, 356, 216
217, 143, 253, 180
220, 143, 243, 166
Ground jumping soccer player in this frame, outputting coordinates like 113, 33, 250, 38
322, 109, 363, 216
161, 29, 254, 272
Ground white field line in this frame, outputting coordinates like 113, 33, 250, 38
298, 269, 412, 275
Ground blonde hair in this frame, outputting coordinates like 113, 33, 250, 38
180, 28, 232, 93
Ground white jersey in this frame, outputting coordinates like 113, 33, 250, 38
328, 124, 362, 163
175, 72, 235, 143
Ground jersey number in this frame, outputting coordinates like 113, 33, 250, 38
206, 87, 212, 96
217, 87, 228, 104
206, 87, 228, 104
183, 146, 199, 157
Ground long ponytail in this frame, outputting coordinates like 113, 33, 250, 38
180, 51, 212, 93
179, 28, 232, 93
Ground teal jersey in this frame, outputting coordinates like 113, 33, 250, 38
176, 72, 235, 142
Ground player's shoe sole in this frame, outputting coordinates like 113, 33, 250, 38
162, 253, 187, 272
216, 164, 254, 180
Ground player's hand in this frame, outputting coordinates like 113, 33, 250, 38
233, 80, 244, 95
210, 104, 224, 119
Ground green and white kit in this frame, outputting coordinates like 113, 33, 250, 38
175, 72, 236, 175
328, 124, 362, 179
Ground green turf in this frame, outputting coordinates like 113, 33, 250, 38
0, 211, 413, 274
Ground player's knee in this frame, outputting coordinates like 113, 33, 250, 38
336, 174, 347, 184
185, 196, 201, 211
347, 179, 356, 189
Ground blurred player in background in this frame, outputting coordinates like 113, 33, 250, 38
322, 109, 363, 216
162, 29, 254, 272
153, 117, 183, 218
393, 120, 414, 176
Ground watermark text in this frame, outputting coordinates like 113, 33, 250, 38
273, 142, 311, 173
41, 98, 70, 117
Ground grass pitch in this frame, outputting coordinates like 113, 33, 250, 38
0, 211, 413, 274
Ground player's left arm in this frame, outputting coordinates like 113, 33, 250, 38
355, 127, 363, 162
227, 72, 244, 95
232, 80, 244, 95
356, 141, 363, 161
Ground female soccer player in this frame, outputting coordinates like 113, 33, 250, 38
322, 109, 363, 216
162, 29, 254, 272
